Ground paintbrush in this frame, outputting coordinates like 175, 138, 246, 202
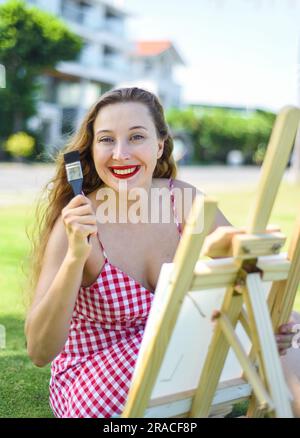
64, 150, 93, 242
63, 150, 83, 196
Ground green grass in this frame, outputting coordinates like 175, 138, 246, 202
212, 182, 300, 311
0, 204, 54, 418
0, 181, 299, 417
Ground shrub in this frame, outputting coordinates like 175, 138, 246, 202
166, 107, 275, 164
5, 131, 35, 158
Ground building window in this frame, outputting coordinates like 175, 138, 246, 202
104, 8, 124, 35
57, 81, 81, 107
144, 59, 152, 74
61, 0, 92, 26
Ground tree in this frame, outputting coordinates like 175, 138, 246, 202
167, 107, 275, 164
0, 0, 83, 138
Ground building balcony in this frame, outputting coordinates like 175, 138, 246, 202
61, 3, 103, 31
56, 57, 129, 85
102, 54, 128, 73
61, 4, 125, 36
103, 17, 125, 36
77, 45, 129, 73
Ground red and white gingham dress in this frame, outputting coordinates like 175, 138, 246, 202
49, 178, 182, 418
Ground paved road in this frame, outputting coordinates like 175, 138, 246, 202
0, 163, 55, 205
0, 162, 295, 205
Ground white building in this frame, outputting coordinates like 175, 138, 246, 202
0, 0, 184, 151
118, 40, 185, 110
21, 0, 132, 152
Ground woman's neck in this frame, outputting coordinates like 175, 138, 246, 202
94, 179, 156, 224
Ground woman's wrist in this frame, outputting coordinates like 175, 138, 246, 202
65, 248, 87, 267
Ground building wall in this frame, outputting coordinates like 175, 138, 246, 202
23, 0, 132, 150
129, 51, 182, 109
0, 0, 183, 149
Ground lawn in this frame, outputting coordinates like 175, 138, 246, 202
212, 182, 300, 311
0, 203, 54, 418
0, 181, 299, 418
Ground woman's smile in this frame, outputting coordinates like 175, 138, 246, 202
109, 165, 142, 179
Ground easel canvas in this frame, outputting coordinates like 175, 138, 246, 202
121, 106, 300, 418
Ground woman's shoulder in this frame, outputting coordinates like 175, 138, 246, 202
156, 178, 206, 230
155, 178, 230, 232
171, 178, 231, 230
167, 178, 206, 204
154, 178, 206, 215
154, 177, 204, 194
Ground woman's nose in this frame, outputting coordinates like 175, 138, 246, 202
112, 141, 130, 160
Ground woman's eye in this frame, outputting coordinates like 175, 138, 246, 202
98, 137, 114, 143
132, 134, 144, 141
97, 135, 144, 143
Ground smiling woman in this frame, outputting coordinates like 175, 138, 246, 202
23, 86, 300, 418
24, 87, 190, 418
92, 102, 165, 192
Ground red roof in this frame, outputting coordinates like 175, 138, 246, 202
134, 41, 172, 57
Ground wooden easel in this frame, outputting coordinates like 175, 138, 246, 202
121, 106, 300, 418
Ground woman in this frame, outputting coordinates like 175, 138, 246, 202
25, 87, 299, 418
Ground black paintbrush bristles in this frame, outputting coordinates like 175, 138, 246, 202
64, 150, 80, 164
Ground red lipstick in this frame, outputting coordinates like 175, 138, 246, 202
109, 165, 141, 179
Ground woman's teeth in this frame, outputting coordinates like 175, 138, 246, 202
113, 167, 136, 175
111, 166, 139, 175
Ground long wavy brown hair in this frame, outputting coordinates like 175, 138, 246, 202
26, 87, 177, 308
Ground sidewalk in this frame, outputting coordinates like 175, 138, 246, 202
0, 163, 54, 205
177, 165, 261, 193
0, 162, 295, 206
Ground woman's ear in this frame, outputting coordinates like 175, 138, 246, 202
157, 140, 164, 159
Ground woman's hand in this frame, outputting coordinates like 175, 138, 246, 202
204, 226, 296, 356
61, 194, 98, 261
201, 226, 245, 258
201, 225, 281, 259
276, 322, 296, 356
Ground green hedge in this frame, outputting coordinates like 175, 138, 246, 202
167, 107, 276, 164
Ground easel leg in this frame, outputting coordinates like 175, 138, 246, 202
190, 288, 243, 417
244, 273, 293, 417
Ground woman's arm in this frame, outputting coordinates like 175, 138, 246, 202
173, 179, 233, 256
25, 195, 98, 367
25, 217, 86, 367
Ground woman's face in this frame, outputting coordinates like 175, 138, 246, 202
92, 102, 164, 191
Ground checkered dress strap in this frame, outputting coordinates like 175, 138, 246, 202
97, 234, 108, 260
169, 178, 183, 236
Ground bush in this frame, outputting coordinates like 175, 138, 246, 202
253, 143, 267, 165
166, 107, 275, 164
5, 131, 35, 158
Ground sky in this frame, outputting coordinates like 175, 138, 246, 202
114, 0, 300, 111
